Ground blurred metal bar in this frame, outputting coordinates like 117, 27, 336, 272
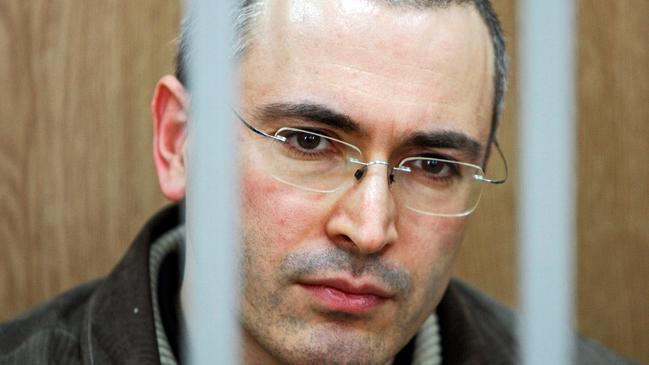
183, 1, 239, 364
518, 1, 576, 364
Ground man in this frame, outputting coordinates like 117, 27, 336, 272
0, 1, 637, 364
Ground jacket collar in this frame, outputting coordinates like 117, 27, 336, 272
437, 279, 518, 364
436, 281, 490, 364
82, 204, 182, 365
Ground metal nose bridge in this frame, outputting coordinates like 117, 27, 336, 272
365, 160, 391, 168
350, 158, 398, 183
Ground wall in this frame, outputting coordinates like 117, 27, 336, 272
0, 0, 175, 319
1, 1, 647, 363
456, 1, 649, 363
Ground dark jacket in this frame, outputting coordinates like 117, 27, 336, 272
0, 205, 637, 364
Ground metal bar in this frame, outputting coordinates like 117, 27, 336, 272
183, 1, 239, 364
518, 1, 576, 364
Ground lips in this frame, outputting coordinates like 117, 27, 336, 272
298, 278, 393, 314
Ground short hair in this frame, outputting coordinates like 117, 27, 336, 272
175, 0, 507, 145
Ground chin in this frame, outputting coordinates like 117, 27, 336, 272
242, 305, 407, 365
271, 326, 395, 365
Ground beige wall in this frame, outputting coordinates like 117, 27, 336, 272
456, 2, 649, 363
1, 1, 647, 363
0, 0, 174, 320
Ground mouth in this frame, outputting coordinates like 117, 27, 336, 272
298, 278, 393, 315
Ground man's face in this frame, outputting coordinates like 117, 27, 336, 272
237, 1, 494, 364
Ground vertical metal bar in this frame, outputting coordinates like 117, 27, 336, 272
519, 1, 576, 364
183, 1, 238, 364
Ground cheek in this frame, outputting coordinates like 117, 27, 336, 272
397, 214, 468, 308
238, 165, 326, 310
398, 213, 468, 260
240, 162, 331, 253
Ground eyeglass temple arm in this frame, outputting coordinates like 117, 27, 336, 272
476, 138, 508, 185
232, 109, 286, 142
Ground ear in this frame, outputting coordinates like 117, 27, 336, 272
152, 75, 189, 201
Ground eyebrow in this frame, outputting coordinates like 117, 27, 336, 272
404, 131, 483, 163
254, 102, 363, 134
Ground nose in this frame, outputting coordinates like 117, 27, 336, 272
325, 162, 399, 255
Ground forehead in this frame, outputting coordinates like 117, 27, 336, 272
239, 0, 494, 146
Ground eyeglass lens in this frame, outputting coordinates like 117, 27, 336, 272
254, 127, 484, 217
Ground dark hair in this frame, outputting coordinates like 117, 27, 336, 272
175, 0, 507, 147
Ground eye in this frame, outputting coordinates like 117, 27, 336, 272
273, 127, 355, 163
421, 159, 451, 175
406, 157, 461, 181
291, 132, 327, 151
294, 133, 322, 150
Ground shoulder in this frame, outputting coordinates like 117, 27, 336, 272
443, 279, 639, 365
0, 280, 101, 364
439, 279, 517, 364
575, 335, 639, 365
447, 279, 516, 330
